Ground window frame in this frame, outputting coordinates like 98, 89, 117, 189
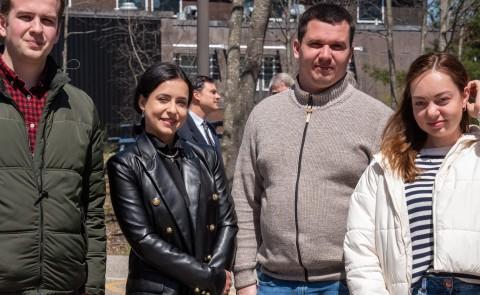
357, 0, 385, 24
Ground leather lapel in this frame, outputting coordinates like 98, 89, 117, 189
182, 142, 208, 258
135, 133, 194, 254
181, 144, 202, 248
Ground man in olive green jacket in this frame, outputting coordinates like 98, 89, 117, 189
0, 0, 106, 293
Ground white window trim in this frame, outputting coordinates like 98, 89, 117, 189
255, 55, 280, 92
357, 0, 385, 24
115, 0, 149, 11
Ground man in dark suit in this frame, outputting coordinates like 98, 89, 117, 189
178, 75, 223, 160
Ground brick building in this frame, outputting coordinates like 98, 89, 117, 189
59, 0, 431, 136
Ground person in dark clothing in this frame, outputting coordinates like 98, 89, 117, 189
0, 0, 106, 293
107, 62, 237, 295
178, 75, 223, 160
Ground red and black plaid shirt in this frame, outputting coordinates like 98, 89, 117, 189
0, 57, 49, 153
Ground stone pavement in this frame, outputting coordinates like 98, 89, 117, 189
106, 255, 128, 295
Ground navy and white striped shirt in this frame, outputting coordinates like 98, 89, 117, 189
405, 147, 446, 283
406, 147, 480, 285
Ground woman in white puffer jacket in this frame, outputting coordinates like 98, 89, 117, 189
344, 53, 480, 295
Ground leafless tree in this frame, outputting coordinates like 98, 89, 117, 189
385, 0, 398, 108
438, 0, 450, 51
268, 0, 298, 76
420, 0, 428, 54
222, 0, 273, 179
62, 2, 70, 73
95, 14, 162, 122
222, 0, 243, 178
437, 0, 480, 53
61, 1, 116, 72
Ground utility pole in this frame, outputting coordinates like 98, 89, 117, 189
197, 0, 209, 76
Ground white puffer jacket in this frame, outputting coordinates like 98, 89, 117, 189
344, 127, 480, 295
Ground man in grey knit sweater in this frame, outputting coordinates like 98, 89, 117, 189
232, 4, 392, 295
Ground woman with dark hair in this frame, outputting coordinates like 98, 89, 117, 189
107, 62, 237, 295
344, 53, 480, 294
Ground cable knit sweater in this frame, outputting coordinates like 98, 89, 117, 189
232, 76, 393, 288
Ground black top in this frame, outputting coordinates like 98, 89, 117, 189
148, 134, 189, 206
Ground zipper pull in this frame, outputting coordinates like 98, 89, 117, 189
305, 95, 313, 123
306, 107, 313, 123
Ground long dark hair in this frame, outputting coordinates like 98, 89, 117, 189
380, 52, 469, 182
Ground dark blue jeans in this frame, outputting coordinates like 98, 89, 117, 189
257, 271, 349, 295
411, 276, 480, 295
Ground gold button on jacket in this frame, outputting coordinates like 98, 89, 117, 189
151, 197, 161, 206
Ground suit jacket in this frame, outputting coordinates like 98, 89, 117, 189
178, 114, 222, 161
107, 132, 237, 295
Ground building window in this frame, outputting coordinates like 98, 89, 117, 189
239, 55, 281, 92
258, 55, 282, 92
392, 0, 418, 7
174, 54, 197, 78
154, 0, 179, 13
174, 54, 221, 80
270, 0, 306, 20
118, 0, 146, 10
117, 0, 178, 12
357, 0, 384, 24
209, 53, 221, 80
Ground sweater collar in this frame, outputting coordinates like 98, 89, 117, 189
292, 74, 351, 108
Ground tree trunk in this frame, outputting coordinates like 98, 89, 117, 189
216, 49, 228, 91
439, 0, 450, 51
385, 0, 398, 109
284, 0, 295, 75
223, 0, 272, 180
420, 0, 428, 54
274, 0, 297, 76
222, 0, 243, 179
458, 25, 465, 59
62, 5, 69, 73
240, 0, 272, 115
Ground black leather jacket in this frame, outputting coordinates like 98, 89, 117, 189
107, 132, 237, 295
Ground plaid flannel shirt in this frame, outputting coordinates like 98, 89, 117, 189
0, 57, 49, 153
